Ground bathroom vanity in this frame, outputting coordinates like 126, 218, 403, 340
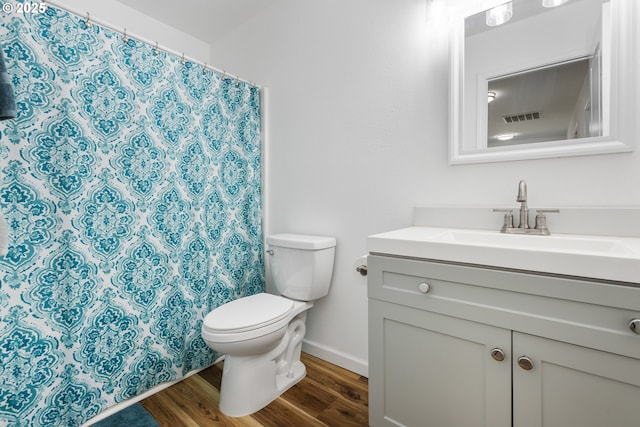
367, 226, 640, 427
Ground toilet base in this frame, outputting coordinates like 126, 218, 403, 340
218, 354, 307, 417
276, 360, 305, 392
217, 312, 309, 417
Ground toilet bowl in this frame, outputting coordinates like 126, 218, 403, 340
202, 292, 313, 416
201, 233, 336, 417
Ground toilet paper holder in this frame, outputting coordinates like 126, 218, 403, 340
356, 265, 367, 276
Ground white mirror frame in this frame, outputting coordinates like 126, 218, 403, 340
449, 0, 637, 164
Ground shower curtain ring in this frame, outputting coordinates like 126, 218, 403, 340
203, 63, 207, 74
84, 12, 91, 29
122, 28, 128, 43
181, 53, 186, 65
153, 42, 159, 55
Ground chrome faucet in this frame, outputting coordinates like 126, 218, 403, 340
516, 180, 529, 229
493, 180, 559, 235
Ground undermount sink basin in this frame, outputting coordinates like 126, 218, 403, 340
367, 227, 640, 283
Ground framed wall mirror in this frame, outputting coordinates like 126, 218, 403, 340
449, 0, 637, 164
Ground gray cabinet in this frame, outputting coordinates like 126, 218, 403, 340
368, 255, 640, 427
513, 333, 640, 427
369, 299, 511, 426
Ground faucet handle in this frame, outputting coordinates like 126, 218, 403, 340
534, 209, 559, 234
493, 208, 514, 232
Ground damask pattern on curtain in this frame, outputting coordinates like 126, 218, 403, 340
0, 4, 264, 426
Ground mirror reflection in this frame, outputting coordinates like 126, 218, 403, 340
487, 56, 602, 147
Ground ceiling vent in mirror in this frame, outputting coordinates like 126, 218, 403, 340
502, 111, 543, 124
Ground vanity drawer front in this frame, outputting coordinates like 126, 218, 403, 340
368, 255, 640, 359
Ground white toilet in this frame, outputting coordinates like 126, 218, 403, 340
201, 233, 336, 417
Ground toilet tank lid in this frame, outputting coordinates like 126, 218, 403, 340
267, 233, 336, 250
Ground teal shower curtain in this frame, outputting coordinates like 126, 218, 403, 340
0, 4, 264, 426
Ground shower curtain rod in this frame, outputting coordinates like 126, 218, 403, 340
43, 0, 259, 88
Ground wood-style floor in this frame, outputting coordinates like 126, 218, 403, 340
141, 352, 369, 426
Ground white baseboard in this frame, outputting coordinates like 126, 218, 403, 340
302, 339, 368, 378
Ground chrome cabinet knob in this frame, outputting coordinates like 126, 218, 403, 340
418, 282, 430, 294
629, 319, 640, 335
517, 356, 534, 371
490, 348, 506, 362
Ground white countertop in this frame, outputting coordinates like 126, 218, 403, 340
368, 226, 640, 284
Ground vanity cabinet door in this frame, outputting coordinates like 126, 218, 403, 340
369, 299, 512, 427
513, 332, 640, 427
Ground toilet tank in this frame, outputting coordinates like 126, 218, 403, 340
266, 234, 336, 301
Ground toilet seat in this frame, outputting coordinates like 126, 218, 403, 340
202, 293, 294, 342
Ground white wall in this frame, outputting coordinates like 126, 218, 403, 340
209, 0, 640, 377
52, 0, 210, 62
209, 0, 444, 376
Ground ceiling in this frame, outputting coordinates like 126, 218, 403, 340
114, 0, 279, 43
